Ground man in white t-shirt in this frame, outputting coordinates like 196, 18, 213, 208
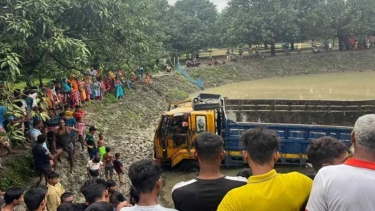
306, 114, 375, 211
119, 160, 176, 211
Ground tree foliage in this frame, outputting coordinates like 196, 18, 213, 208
219, 0, 375, 54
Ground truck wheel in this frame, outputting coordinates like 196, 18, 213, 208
178, 160, 200, 172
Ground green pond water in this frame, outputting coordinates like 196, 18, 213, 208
192, 71, 375, 100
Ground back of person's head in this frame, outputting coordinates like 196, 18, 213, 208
109, 191, 121, 207
57, 203, 74, 211
4, 188, 24, 205
24, 187, 47, 211
37, 134, 46, 144
60, 192, 74, 203
80, 178, 108, 205
129, 185, 139, 206
241, 127, 280, 165
306, 136, 349, 172
105, 147, 111, 153
84, 201, 113, 211
93, 155, 101, 163
72, 203, 87, 211
194, 132, 224, 161
115, 153, 120, 159
128, 159, 162, 194
353, 114, 375, 153
105, 180, 116, 189
236, 168, 252, 179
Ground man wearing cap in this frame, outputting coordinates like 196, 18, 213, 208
85, 126, 98, 159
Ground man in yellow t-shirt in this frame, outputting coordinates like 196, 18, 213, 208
218, 127, 312, 211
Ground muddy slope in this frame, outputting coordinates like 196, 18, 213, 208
57, 74, 199, 202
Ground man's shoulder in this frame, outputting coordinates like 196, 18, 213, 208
223, 176, 248, 183
171, 179, 198, 193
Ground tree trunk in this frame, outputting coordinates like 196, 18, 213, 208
290, 42, 295, 50
264, 42, 268, 49
338, 32, 349, 51
271, 41, 276, 57
39, 74, 44, 88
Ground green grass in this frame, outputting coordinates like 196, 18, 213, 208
189, 40, 339, 59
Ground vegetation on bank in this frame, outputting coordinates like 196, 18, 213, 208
0, 156, 37, 190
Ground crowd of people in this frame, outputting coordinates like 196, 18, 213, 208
1, 112, 374, 211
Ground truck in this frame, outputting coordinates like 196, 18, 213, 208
153, 93, 375, 170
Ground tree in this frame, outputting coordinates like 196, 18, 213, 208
223, 0, 300, 56
169, 0, 218, 55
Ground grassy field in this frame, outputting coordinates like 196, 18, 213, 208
194, 40, 338, 59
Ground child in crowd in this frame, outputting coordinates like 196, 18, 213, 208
86, 154, 103, 179
98, 133, 106, 160
73, 105, 85, 120
85, 126, 98, 159
47, 172, 65, 211
32, 134, 54, 185
76, 118, 86, 151
103, 147, 114, 180
113, 153, 125, 186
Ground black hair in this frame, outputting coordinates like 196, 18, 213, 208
129, 185, 139, 206
115, 153, 121, 158
37, 134, 46, 144
33, 119, 42, 127
236, 168, 252, 179
74, 203, 88, 211
306, 136, 349, 171
128, 159, 162, 194
93, 155, 101, 163
4, 188, 24, 204
48, 172, 60, 179
194, 132, 224, 160
109, 191, 122, 207
241, 127, 280, 164
23, 89, 31, 95
15, 101, 23, 108
60, 192, 73, 203
105, 180, 116, 189
13, 89, 21, 98
75, 105, 82, 109
80, 178, 107, 205
84, 201, 113, 211
24, 187, 47, 211
57, 203, 74, 211
105, 147, 111, 153
59, 113, 66, 117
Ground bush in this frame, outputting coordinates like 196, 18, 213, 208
0, 156, 37, 190
169, 88, 188, 101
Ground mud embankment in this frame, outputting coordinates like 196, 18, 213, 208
57, 74, 199, 202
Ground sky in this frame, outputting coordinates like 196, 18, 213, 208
168, 0, 229, 12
